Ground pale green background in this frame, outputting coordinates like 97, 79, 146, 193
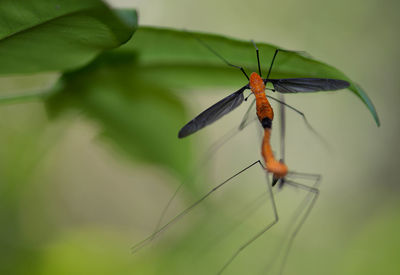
0, 0, 399, 274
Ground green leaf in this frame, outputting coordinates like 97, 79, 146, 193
0, 0, 137, 75
116, 26, 379, 126
45, 53, 192, 179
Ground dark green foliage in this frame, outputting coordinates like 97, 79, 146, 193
0, 0, 137, 74
46, 53, 191, 178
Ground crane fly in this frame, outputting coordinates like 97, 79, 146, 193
132, 35, 350, 274
178, 42, 349, 141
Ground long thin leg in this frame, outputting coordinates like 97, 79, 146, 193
263, 48, 332, 148
151, 103, 259, 245
190, 33, 249, 80
213, 92, 328, 154
269, 93, 320, 274
217, 163, 279, 275
266, 94, 304, 118
239, 95, 326, 147
265, 49, 308, 80
198, 188, 270, 256
279, 94, 286, 163
131, 160, 263, 254
262, 173, 321, 274
151, 182, 184, 243
267, 94, 330, 150
252, 40, 262, 77
276, 173, 321, 275
266, 49, 280, 80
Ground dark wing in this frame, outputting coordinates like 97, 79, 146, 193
268, 78, 350, 93
178, 85, 247, 138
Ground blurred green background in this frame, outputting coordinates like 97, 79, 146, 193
0, 0, 399, 274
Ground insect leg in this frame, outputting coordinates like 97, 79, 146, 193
153, 97, 259, 242
251, 40, 262, 77
190, 33, 249, 80
266, 94, 330, 150
198, 180, 271, 256
266, 49, 307, 80
276, 172, 321, 275
266, 49, 281, 80
217, 162, 279, 275
131, 160, 263, 254
279, 94, 286, 163
242, 90, 321, 142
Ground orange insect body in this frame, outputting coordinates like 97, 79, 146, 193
249, 72, 288, 179
249, 72, 274, 121
262, 129, 288, 178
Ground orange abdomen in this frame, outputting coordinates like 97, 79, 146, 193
250, 72, 287, 179
261, 126, 288, 179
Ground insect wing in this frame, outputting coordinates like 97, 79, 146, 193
178, 85, 247, 138
238, 97, 257, 130
269, 78, 350, 93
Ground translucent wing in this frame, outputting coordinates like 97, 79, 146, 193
178, 85, 248, 138
268, 78, 350, 93
238, 97, 257, 130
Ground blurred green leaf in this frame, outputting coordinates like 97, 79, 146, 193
116, 26, 379, 126
0, 0, 137, 75
46, 53, 192, 179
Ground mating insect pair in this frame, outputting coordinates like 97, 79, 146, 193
132, 35, 349, 274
